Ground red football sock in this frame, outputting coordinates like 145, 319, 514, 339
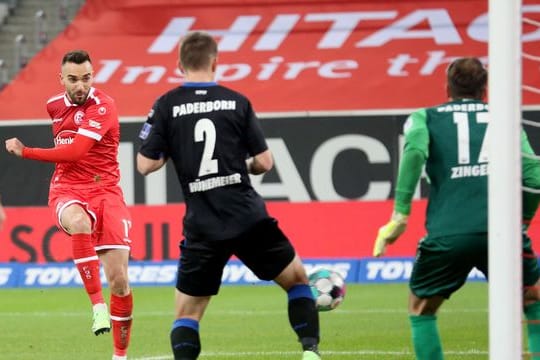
72, 233, 104, 305
110, 292, 133, 356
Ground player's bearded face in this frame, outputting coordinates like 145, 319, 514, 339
60, 61, 94, 105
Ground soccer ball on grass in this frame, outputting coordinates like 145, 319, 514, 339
308, 268, 346, 311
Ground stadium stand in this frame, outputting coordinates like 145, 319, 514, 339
0, 3, 9, 26
0, 0, 84, 88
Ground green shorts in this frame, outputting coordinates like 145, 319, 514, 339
409, 232, 540, 299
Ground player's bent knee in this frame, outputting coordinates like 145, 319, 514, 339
62, 207, 92, 234
65, 217, 92, 234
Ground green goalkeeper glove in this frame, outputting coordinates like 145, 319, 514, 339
373, 212, 409, 257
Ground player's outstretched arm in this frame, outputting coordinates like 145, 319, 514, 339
6, 135, 95, 163
372, 110, 428, 257
372, 149, 424, 257
372, 147, 425, 257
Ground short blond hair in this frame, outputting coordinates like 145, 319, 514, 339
179, 31, 218, 72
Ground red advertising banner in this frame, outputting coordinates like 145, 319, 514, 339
1, 201, 539, 264
0, 0, 539, 120
1, 201, 413, 262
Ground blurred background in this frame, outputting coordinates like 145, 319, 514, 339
0, 0, 538, 288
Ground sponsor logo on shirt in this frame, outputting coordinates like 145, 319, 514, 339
54, 130, 77, 146
89, 120, 102, 129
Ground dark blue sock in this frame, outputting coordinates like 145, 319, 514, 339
287, 284, 320, 352
170, 318, 201, 360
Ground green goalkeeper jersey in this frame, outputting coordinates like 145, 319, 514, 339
395, 98, 540, 237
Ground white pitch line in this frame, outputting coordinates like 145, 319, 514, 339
133, 349, 488, 359
0, 308, 487, 317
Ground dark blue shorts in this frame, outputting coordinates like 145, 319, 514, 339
176, 217, 296, 296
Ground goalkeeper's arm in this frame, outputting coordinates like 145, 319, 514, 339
373, 147, 425, 257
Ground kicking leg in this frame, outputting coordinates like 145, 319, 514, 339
275, 255, 320, 360
61, 204, 108, 335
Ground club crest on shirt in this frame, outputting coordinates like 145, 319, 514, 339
74, 110, 85, 125
98, 106, 107, 115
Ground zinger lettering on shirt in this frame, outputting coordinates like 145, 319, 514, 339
450, 164, 488, 179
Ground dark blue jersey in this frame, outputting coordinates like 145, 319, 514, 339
139, 82, 269, 240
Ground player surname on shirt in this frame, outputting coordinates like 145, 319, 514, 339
188, 173, 242, 193
173, 100, 237, 117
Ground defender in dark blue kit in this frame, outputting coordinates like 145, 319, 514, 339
137, 31, 321, 360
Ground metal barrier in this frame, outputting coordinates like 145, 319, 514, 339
58, 0, 68, 23
13, 34, 28, 72
0, 59, 7, 90
34, 9, 47, 49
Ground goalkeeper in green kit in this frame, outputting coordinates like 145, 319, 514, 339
372, 57, 540, 359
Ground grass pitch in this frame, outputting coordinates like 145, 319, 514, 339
0, 283, 489, 359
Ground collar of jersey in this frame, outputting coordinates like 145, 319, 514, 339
182, 82, 217, 87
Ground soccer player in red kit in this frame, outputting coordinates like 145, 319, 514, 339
5, 50, 133, 360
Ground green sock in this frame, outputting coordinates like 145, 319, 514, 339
409, 315, 443, 360
525, 301, 540, 359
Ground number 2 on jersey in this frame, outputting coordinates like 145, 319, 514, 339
194, 118, 219, 176
453, 111, 489, 165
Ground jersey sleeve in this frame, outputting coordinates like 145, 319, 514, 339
244, 101, 268, 157
402, 109, 429, 157
22, 134, 95, 163
78, 102, 115, 141
394, 109, 429, 215
521, 129, 540, 221
138, 99, 169, 160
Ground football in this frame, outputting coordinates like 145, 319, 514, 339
308, 268, 346, 311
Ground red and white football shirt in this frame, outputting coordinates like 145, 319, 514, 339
46, 87, 121, 190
